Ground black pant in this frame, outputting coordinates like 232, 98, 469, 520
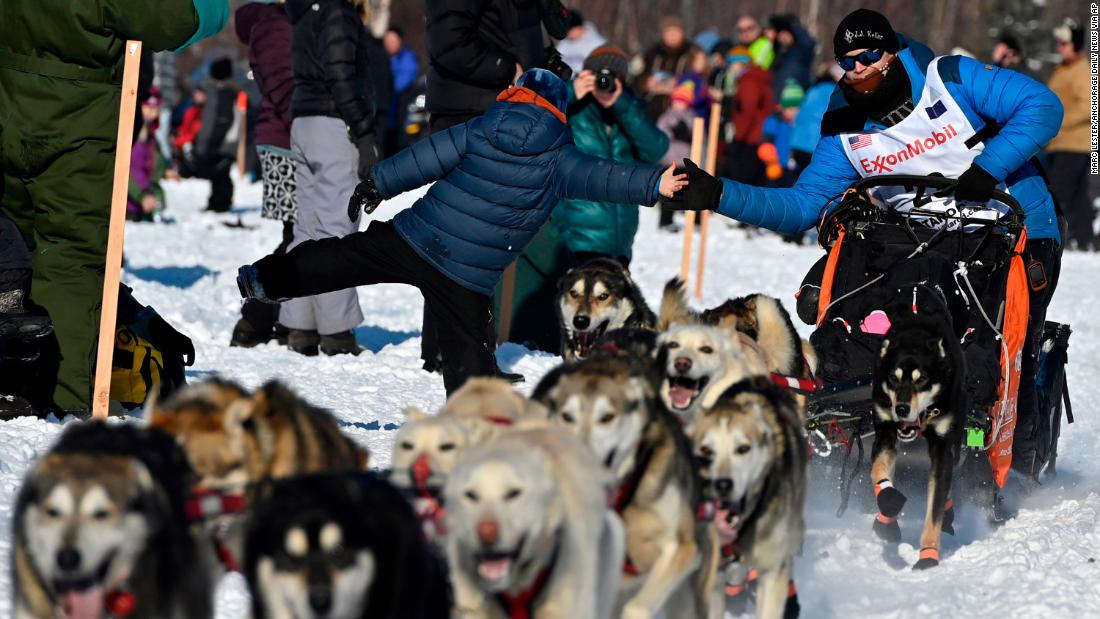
1047, 151, 1093, 250
257, 220, 496, 394
241, 221, 295, 332
1012, 236, 1063, 476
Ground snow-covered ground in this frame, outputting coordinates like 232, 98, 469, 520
0, 177, 1096, 617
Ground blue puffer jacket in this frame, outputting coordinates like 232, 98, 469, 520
375, 90, 664, 295
716, 36, 1065, 242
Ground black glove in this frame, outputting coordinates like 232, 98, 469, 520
355, 134, 380, 181
348, 173, 384, 221
954, 163, 997, 203
537, 0, 570, 40
671, 120, 693, 143
662, 159, 722, 212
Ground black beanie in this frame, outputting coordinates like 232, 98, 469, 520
209, 57, 233, 81
583, 46, 629, 81
833, 9, 900, 57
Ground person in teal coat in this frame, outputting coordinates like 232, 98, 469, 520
553, 45, 670, 264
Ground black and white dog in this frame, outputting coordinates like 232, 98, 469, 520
870, 310, 965, 570
556, 258, 656, 362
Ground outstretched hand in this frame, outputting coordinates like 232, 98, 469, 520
658, 163, 689, 198
661, 159, 722, 211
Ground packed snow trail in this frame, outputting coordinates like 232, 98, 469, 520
0, 178, 1095, 617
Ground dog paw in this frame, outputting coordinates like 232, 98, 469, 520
872, 517, 902, 543
875, 486, 907, 518
913, 557, 940, 570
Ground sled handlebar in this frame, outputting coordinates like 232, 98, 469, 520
852, 174, 1026, 224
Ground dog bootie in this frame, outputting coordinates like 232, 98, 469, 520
784, 581, 800, 619
872, 514, 902, 543
941, 498, 955, 535
874, 479, 907, 518
913, 547, 940, 570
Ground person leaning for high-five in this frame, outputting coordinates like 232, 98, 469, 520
239, 69, 686, 394
663, 9, 1065, 486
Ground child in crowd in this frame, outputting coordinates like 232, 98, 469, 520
128, 87, 172, 222
238, 69, 685, 393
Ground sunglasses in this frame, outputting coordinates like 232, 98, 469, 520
837, 49, 886, 71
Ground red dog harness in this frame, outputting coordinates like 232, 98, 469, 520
185, 488, 248, 572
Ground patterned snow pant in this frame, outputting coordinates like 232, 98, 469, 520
258, 146, 298, 223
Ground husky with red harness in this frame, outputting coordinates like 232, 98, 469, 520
444, 428, 625, 619
689, 377, 807, 619
390, 379, 548, 542
532, 354, 721, 618
149, 379, 367, 572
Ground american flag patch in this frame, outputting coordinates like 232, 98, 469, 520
848, 134, 873, 150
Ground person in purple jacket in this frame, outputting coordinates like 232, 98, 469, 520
232, 0, 298, 348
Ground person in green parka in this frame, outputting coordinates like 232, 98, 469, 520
498, 45, 669, 352
0, 0, 228, 412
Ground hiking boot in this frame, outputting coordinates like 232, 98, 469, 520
287, 329, 320, 357
274, 323, 290, 346
0, 289, 53, 341
230, 318, 273, 348
0, 393, 37, 421
319, 330, 362, 356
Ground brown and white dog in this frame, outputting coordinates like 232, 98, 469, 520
557, 258, 657, 361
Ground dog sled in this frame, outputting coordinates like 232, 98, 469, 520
793, 174, 1073, 511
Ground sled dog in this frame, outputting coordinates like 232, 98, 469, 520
660, 278, 815, 380
444, 428, 625, 619
656, 323, 770, 424
390, 379, 546, 500
689, 377, 807, 619
532, 355, 720, 618
244, 472, 450, 619
870, 312, 965, 569
557, 258, 657, 361
13, 421, 215, 619
149, 378, 367, 569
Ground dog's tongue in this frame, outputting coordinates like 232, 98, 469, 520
668, 384, 696, 409
478, 557, 512, 583
60, 586, 105, 619
715, 508, 740, 545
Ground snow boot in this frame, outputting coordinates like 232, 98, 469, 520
941, 498, 955, 535
0, 289, 53, 342
287, 329, 320, 357
320, 330, 362, 356
237, 265, 285, 304
872, 514, 902, 543
230, 318, 273, 348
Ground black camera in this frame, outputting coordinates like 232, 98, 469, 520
595, 68, 617, 93
543, 45, 573, 81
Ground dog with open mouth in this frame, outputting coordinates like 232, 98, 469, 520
444, 428, 625, 619
13, 421, 216, 619
532, 354, 722, 618
556, 258, 656, 362
690, 377, 807, 619
391, 379, 548, 541
656, 323, 770, 426
870, 310, 965, 569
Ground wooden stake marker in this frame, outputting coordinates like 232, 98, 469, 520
92, 40, 142, 419
679, 117, 705, 283
236, 91, 249, 177
695, 102, 722, 300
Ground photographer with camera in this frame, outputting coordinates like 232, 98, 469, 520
554, 46, 670, 265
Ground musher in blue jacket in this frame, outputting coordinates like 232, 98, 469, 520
665, 9, 1065, 482
238, 69, 685, 394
